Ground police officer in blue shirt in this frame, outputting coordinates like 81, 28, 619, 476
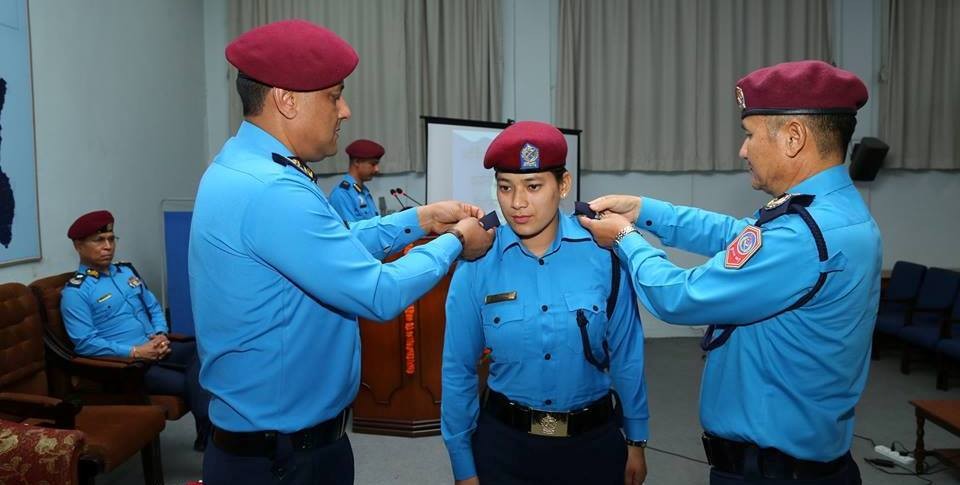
191, 20, 494, 485
328, 139, 383, 222
580, 61, 880, 484
61, 210, 211, 451
443, 121, 649, 485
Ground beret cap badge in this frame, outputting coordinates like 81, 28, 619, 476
520, 143, 541, 170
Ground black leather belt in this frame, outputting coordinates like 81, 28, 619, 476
702, 433, 848, 480
212, 410, 349, 457
482, 389, 615, 438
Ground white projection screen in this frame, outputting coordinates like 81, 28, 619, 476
424, 117, 581, 219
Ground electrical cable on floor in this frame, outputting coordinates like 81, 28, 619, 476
854, 432, 953, 484
645, 445, 710, 465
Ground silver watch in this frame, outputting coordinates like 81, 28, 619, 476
614, 225, 639, 246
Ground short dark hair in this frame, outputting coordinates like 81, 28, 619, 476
766, 114, 858, 158
236, 73, 270, 117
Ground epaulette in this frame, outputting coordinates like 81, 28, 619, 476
67, 273, 86, 288
271, 153, 317, 182
115, 261, 142, 278
756, 193, 815, 226
339, 180, 350, 189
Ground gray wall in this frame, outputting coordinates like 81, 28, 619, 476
0, 0, 208, 292
15, 1, 951, 339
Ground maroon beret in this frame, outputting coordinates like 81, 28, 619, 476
226, 19, 359, 92
346, 139, 385, 160
68, 210, 114, 240
736, 60, 868, 119
483, 121, 567, 172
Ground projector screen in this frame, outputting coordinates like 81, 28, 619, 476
424, 117, 581, 217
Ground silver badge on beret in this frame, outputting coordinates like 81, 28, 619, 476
520, 143, 540, 170
736, 86, 746, 109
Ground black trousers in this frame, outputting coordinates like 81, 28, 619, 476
709, 452, 862, 485
143, 341, 211, 432
472, 409, 627, 485
203, 433, 354, 485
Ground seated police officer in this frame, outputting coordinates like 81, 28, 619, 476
328, 139, 383, 222
442, 122, 649, 485
61, 210, 211, 451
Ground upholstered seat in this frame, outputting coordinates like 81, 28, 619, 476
0, 418, 85, 485
0, 282, 166, 485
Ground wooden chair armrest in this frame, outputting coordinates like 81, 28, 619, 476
0, 392, 80, 428
167, 332, 195, 343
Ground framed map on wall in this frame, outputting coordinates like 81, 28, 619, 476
0, 0, 40, 267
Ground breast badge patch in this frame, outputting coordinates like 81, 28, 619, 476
725, 226, 762, 269
128, 276, 141, 288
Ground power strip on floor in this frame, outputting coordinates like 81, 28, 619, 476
874, 445, 915, 467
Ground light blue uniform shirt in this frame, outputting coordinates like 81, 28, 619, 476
189, 121, 463, 433
328, 174, 379, 222
61, 262, 167, 357
615, 165, 881, 461
442, 213, 649, 480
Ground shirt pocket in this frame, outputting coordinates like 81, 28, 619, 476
480, 300, 527, 363
562, 291, 607, 355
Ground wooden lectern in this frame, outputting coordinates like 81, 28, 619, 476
351, 237, 454, 437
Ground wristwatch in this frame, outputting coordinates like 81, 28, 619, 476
614, 224, 639, 246
444, 227, 466, 247
624, 438, 647, 448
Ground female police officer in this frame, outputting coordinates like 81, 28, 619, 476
441, 121, 649, 485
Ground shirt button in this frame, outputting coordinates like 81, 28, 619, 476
592, 305, 599, 311
544, 353, 551, 360
645, 220, 652, 226
538, 259, 545, 265
545, 399, 553, 405
404, 228, 411, 233
493, 317, 501, 324
541, 305, 548, 312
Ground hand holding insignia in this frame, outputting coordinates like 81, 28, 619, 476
587, 195, 643, 223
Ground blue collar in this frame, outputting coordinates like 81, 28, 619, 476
227, 121, 294, 162
78, 262, 113, 278
342, 174, 366, 192
498, 212, 593, 258
789, 164, 853, 197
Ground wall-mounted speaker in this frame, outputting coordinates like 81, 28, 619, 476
849, 137, 889, 182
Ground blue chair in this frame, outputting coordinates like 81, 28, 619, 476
898, 268, 960, 374
875, 261, 927, 336
873, 261, 926, 358
935, 291, 960, 390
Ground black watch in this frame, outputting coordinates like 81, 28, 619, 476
624, 439, 647, 448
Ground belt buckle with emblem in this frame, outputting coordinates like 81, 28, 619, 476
529, 410, 568, 437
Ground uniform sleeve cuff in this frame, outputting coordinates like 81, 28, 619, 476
446, 441, 478, 480
622, 417, 649, 441
637, 198, 673, 233
394, 209, 427, 238
615, 231, 650, 260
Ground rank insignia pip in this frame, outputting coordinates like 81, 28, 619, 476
725, 226, 762, 269
520, 143, 540, 170
764, 193, 792, 210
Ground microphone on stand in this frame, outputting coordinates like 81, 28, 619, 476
389, 189, 408, 210
395, 187, 423, 206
